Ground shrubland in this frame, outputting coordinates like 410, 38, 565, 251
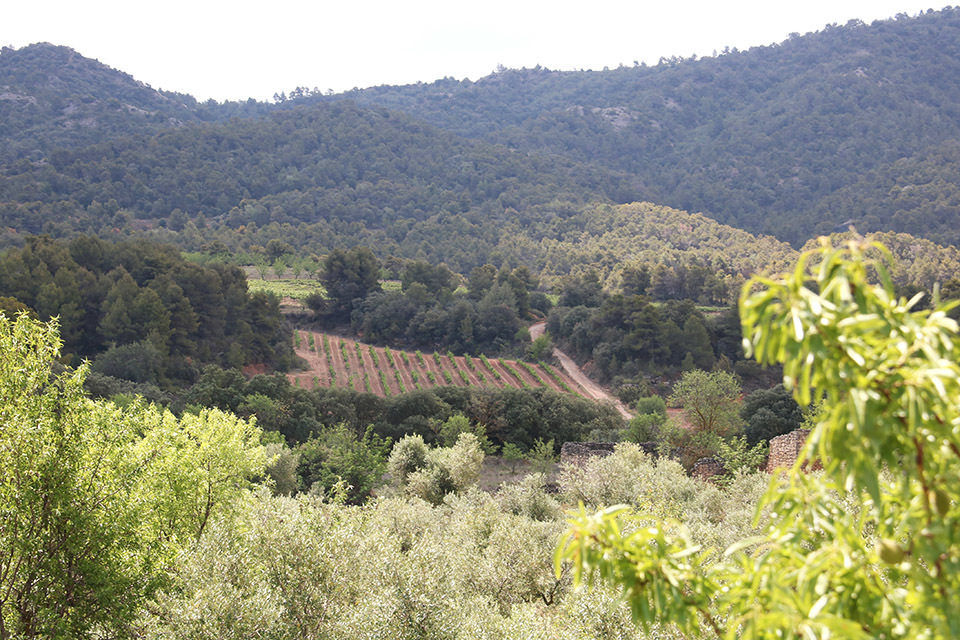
1, 310, 770, 637
140, 443, 769, 640
5, 237, 956, 637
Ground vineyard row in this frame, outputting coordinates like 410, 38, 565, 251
290, 331, 589, 399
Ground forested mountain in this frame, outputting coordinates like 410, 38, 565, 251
0, 43, 203, 161
0, 98, 640, 254
304, 8, 960, 246
4, 9, 960, 264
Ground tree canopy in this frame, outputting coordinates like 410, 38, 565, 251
0, 313, 266, 637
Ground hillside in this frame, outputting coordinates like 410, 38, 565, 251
3, 10, 960, 264
0, 43, 204, 161
308, 8, 960, 246
0, 99, 640, 259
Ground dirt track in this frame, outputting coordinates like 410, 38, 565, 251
529, 322, 633, 419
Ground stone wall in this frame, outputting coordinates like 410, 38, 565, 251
691, 458, 726, 482
559, 441, 657, 467
766, 428, 818, 473
559, 442, 616, 467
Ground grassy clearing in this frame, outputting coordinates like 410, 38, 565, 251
245, 275, 404, 302
247, 278, 327, 301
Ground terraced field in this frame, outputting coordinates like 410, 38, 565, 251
289, 331, 590, 398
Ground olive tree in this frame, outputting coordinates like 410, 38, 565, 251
557, 239, 960, 638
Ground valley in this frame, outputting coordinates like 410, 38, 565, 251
1, 8, 959, 638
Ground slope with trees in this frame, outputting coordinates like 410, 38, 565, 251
0, 235, 295, 387
308, 8, 960, 246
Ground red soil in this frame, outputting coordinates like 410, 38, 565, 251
290, 331, 591, 401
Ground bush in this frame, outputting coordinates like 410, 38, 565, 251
90, 340, 162, 384
438, 413, 496, 453
388, 433, 485, 504
385, 433, 429, 485
501, 442, 525, 473
741, 384, 804, 445
526, 438, 558, 473
633, 395, 667, 418
527, 333, 553, 361
496, 473, 560, 521
714, 435, 768, 477
297, 425, 391, 503
622, 411, 665, 443
263, 442, 300, 495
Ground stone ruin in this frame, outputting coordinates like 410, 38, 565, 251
559, 442, 616, 467
691, 457, 726, 482
559, 441, 657, 467
766, 428, 819, 473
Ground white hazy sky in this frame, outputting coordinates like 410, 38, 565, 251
2, 0, 943, 102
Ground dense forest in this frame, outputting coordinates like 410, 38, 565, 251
316, 8, 960, 246
0, 235, 295, 388
3, 9, 960, 255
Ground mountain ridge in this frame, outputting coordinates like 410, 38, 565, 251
3, 9, 960, 259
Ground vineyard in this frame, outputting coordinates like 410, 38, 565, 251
289, 330, 590, 398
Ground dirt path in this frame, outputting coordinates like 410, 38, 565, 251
529, 322, 633, 419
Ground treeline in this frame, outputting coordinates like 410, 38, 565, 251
153, 200, 801, 298
548, 295, 744, 386
0, 235, 295, 386
546, 237, 960, 400
314, 246, 548, 355
183, 364, 622, 452
546, 263, 786, 396
355, 263, 551, 354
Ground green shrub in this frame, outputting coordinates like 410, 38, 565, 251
388, 433, 484, 504
438, 414, 496, 454
497, 473, 560, 522
526, 438, 557, 474
633, 395, 667, 419
263, 442, 300, 496
297, 425, 391, 504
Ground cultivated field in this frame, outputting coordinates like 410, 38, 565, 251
289, 331, 590, 398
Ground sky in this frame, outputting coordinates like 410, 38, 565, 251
2, 0, 943, 102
